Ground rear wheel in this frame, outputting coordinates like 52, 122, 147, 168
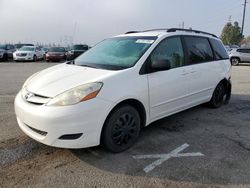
209, 82, 226, 108
102, 105, 141, 153
231, 57, 240, 66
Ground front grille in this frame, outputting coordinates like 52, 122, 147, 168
17, 53, 27, 57
22, 89, 51, 105
26, 124, 47, 136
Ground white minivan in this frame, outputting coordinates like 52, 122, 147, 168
15, 28, 232, 152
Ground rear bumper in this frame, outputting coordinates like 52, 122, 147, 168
225, 78, 232, 104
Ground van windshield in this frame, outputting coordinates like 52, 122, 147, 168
74, 37, 156, 70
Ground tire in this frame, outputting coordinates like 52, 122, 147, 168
231, 57, 240, 66
101, 105, 141, 153
209, 82, 226, 108
3, 53, 8, 61
33, 55, 37, 62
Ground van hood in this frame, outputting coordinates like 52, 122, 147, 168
26, 63, 117, 97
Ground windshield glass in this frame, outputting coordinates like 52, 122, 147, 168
0, 45, 6, 50
74, 37, 156, 70
19, 46, 35, 51
49, 47, 65, 52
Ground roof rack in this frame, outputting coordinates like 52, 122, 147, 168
166, 28, 218, 38
125, 28, 218, 38
125, 31, 140, 34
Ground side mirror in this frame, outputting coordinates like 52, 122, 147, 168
151, 59, 171, 72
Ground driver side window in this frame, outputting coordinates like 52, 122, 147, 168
151, 37, 184, 69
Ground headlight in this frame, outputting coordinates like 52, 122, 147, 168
28, 53, 33, 56
46, 82, 103, 106
22, 72, 40, 88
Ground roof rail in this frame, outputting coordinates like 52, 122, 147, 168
125, 31, 139, 34
142, 28, 169, 32
125, 28, 218, 38
125, 29, 168, 34
167, 28, 218, 38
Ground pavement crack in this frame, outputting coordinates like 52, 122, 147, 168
221, 134, 250, 153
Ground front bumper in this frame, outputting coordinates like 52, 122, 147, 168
14, 91, 113, 148
14, 56, 33, 61
46, 55, 65, 62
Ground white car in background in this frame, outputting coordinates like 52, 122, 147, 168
13, 46, 44, 62
229, 48, 250, 65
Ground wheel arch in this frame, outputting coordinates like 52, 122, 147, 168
230, 56, 241, 62
100, 98, 147, 144
219, 78, 229, 88
105, 98, 147, 128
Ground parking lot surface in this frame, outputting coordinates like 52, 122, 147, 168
1, 62, 250, 188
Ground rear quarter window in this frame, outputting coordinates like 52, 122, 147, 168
209, 39, 229, 60
184, 36, 213, 64
237, 49, 250, 53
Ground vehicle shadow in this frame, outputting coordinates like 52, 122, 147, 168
71, 94, 250, 186
237, 63, 250, 66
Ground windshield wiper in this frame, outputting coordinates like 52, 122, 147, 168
66, 60, 75, 65
80, 64, 99, 69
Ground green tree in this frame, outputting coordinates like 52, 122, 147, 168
220, 21, 244, 45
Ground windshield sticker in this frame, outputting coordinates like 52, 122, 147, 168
136, 39, 155, 44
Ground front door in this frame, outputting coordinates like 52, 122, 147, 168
148, 37, 193, 121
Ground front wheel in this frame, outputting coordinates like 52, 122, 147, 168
101, 105, 141, 153
231, 57, 240, 66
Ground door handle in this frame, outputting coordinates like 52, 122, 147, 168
181, 69, 197, 75
189, 70, 197, 74
181, 70, 189, 75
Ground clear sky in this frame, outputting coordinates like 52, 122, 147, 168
0, 0, 249, 46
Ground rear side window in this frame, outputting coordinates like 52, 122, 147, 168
184, 36, 213, 64
210, 39, 229, 60
237, 49, 250, 53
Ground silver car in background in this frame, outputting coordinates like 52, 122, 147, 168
229, 48, 250, 65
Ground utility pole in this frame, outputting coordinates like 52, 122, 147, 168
241, 0, 247, 36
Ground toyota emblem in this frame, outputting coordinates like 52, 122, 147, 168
25, 92, 34, 100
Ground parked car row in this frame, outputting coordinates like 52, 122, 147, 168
0, 44, 90, 62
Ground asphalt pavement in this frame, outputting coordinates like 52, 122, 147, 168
0, 62, 250, 188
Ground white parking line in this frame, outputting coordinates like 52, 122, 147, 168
133, 143, 204, 173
